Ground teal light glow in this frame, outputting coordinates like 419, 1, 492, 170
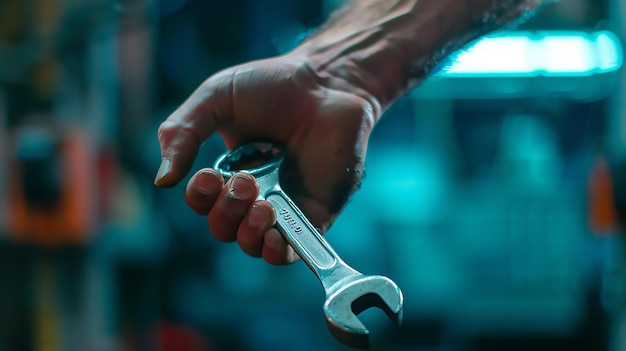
440, 31, 623, 77
540, 35, 595, 75
596, 31, 622, 73
444, 36, 536, 76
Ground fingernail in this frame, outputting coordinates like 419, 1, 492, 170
248, 204, 268, 228
196, 171, 221, 194
154, 158, 171, 185
229, 174, 254, 199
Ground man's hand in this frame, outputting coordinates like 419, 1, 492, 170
155, 54, 376, 264
155, 0, 544, 265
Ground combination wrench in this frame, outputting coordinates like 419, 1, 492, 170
214, 142, 403, 349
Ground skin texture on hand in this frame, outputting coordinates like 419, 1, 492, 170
155, 0, 545, 264
156, 56, 375, 264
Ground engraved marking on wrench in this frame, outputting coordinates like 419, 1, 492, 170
267, 193, 335, 269
278, 208, 303, 233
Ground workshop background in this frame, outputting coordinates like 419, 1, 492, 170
0, 0, 625, 350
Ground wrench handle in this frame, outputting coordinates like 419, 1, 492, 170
266, 191, 359, 291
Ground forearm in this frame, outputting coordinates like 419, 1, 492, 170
290, 0, 545, 116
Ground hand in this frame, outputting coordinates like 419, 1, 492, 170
155, 53, 378, 264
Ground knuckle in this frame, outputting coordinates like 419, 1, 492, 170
157, 120, 178, 143
158, 120, 202, 148
345, 97, 376, 130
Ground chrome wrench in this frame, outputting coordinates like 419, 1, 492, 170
214, 142, 403, 349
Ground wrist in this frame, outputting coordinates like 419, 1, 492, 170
289, 0, 545, 114
288, 0, 473, 112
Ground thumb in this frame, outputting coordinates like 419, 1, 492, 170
154, 73, 233, 187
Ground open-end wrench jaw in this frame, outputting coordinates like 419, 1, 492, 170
215, 142, 404, 349
323, 276, 404, 349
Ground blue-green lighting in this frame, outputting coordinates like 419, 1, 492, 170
439, 31, 623, 78
596, 31, 622, 73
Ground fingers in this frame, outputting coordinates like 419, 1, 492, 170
236, 201, 275, 257
184, 169, 224, 215
236, 202, 298, 264
185, 168, 298, 265
207, 173, 259, 242
263, 229, 299, 265
186, 169, 299, 264
155, 74, 233, 187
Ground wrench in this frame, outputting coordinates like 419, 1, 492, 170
214, 142, 403, 349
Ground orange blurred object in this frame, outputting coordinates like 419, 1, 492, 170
7, 127, 95, 246
588, 155, 616, 234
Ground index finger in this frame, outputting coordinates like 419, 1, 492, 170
154, 72, 234, 187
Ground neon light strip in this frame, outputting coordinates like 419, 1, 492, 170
438, 31, 623, 77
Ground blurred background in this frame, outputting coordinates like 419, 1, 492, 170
0, 0, 625, 350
